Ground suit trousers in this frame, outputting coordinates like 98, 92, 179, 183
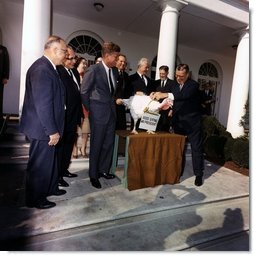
173, 115, 204, 176
25, 139, 58, 205
89, 116, 115, 179
57, 131, 77, 177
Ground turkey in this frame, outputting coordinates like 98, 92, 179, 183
122, 95, 173, 134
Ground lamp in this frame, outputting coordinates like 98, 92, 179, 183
94, 2, 104, 12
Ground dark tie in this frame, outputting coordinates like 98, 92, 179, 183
161, 80, 165, 87
141, 75, 146, 85
109, 68, 114, 95
68, 69, 79, 90
119, 71, 125, 89
68, 69, 73, 79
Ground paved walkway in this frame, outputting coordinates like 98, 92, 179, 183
0, 120, 250, 251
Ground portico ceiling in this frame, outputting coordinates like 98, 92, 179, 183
53, 0, 248, 57
12, 0, 250, 57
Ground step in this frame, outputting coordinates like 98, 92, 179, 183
3, 196, 249, 251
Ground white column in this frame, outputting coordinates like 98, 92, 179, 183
19, 0, 51, 115
156, 0, 187, 79
227, 28, 249, 138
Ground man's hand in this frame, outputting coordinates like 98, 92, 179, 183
153, 92, 166, 100
153, 92, 174, 101
116, 98, 123, 105
149, 92, 156, 99
48, 132, 60, 146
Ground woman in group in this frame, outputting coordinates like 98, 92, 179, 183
72, 56, 90, 158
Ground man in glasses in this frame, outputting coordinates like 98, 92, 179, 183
20, 35, 67, 209
56, 46, 83, 187
152, 64, 204, 187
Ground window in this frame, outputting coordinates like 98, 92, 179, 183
68, 34, 102, 65
198, 62, 221, 116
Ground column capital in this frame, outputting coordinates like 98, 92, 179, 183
152, 0, 188, 13
233, 26, 249, 38
232, 26, 249, 46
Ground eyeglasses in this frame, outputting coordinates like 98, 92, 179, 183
66, 56, 76, 61
59, 48, 67, 53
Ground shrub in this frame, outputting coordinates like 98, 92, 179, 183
239, 98, 249, 137
202, 116, 231, 138
202, 116, 233, 163
203, 135, 227, 162
223, 136, 235, 161
201, 115, 249, 169
231, 137, 249, 168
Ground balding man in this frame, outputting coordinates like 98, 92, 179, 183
20, 35, 67, 209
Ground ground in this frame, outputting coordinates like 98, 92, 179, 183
223, 161, 249, 176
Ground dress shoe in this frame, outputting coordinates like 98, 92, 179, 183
58, 178, 69, 187
63, 170, 78, 178
194, 175, 203, 186
27, 199, 56, 209
90, 178, 101, 189
98, 172, 115, 179
51, 189, 66, 196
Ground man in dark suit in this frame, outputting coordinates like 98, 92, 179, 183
56, 46, 83, 187
201, 82, 215, 116
128, 57, 155, 129
153, 64, 204, 187
0, 44, 10, 126
80, 42, 120, 189
129, 57, 155, 96
153, 65, 175, 132
20, 35, 67, 209
114, 54, 131, 130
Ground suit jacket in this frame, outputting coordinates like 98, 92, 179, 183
114, 69, 132, 99
170, 79, 202, 127
129, 72, 155, 96
154, 78, 175, 93
56, 65, 83, 132
20, 56, 66, 140
0, 45, 9, 82
80, 63, 117, 124
72, 68, 81, 86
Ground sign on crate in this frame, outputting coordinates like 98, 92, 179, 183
139, 112, 160, 131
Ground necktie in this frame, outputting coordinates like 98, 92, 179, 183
141, 75, 146, 85
109, 68, 114, 95
161, 80, 165, 87
179, 84, 183, 91
68, 69, 73, 78
119, 71, 125, 89
68, 69, 79, 90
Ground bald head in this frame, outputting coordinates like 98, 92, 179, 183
44, 35, 67, 66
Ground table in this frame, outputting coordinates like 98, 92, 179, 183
111, 130, 186, 190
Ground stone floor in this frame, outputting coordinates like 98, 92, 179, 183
0, 119, 250, 252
